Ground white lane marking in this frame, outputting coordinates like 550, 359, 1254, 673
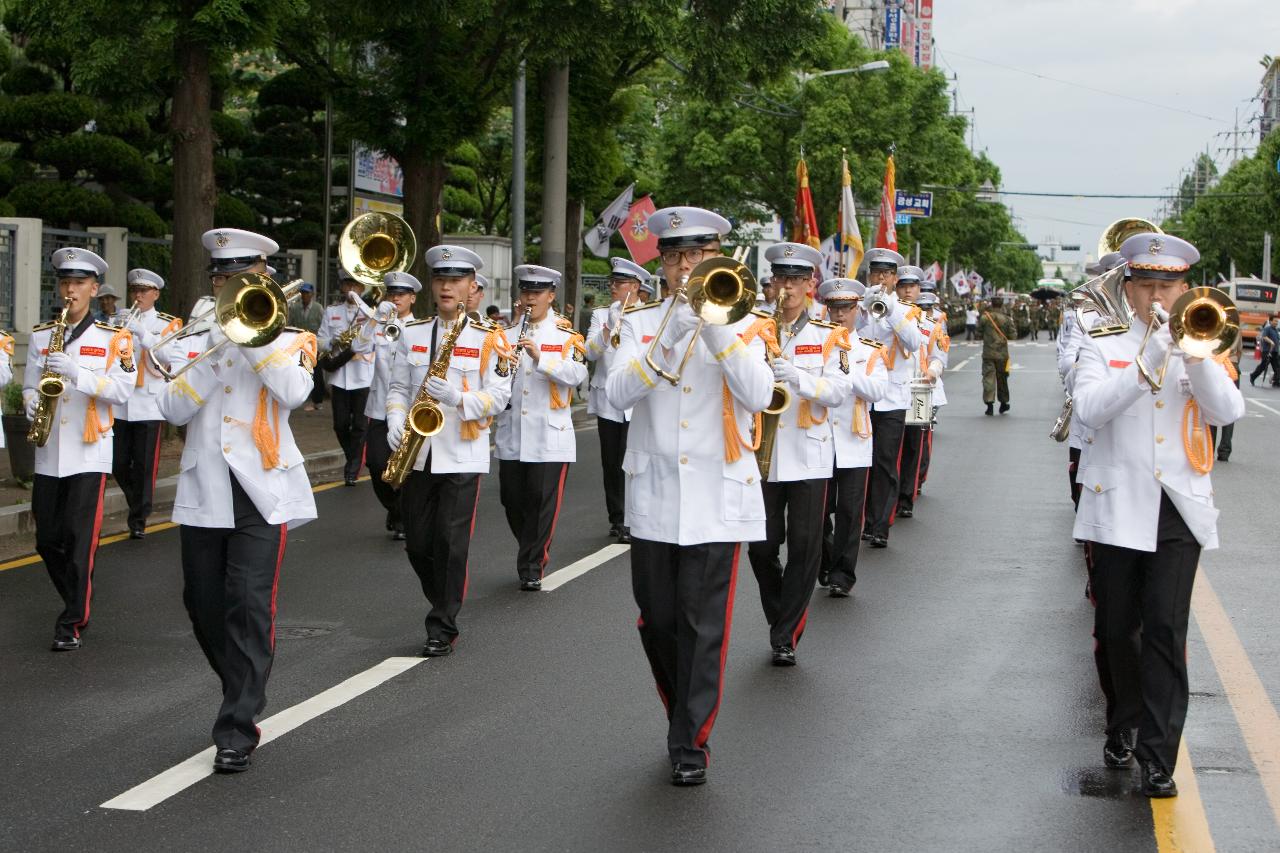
1246, 397, 1280, 417
948, 356, 974, 372
101, 656, 425, 811
541, 543, 630, 592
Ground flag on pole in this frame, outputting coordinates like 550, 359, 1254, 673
925, 261, 943, 284
968, 270, 985, 293
584, 182, 635, 258
620, 195, 659, 264
874, 154, 897, 250
819, 235, 838, 282
951, 270, 970, 295
837, 154, 865, 276
792, 159, 822, 250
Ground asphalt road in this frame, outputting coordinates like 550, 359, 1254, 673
3, 339, 1279, 852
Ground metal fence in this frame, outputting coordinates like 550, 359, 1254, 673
0, 225, 16, 330
268, 252, 303, 283
40, 228, 105, 322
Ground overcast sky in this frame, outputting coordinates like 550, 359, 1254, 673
931, 0, 1278, 268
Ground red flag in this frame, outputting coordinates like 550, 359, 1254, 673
792, 159, 822, 250
874, 155, 897, 250
621, 195, 659, 264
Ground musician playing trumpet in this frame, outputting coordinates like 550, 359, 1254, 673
25, 248, 135, 652
157, 228, 318, 774
385, 246, 512, 657
1072, 233, 1244, 798
585, 257, 655, 544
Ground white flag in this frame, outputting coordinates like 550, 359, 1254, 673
950, 270, 969, 295
584, 183, 635, 258
819, 235, 838, 282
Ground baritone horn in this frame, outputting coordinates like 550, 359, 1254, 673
1098, 217, 1163, 257
644, 256, 756, 385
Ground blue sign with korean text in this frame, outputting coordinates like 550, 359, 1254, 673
894, 190, 933, 218
885, 8, 901, 47
895, 213, 913, 226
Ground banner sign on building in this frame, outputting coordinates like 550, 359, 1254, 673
353, 145, 404, 198
894, 190, 933, 218
884, 7, 901, 48
917, 0, 934, 69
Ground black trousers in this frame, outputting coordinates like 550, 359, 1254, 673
897, 424, 928, 512
33, 473, 107, 642
310, 365, 326, 405
1090, 492, 1201, 774
180, 475, 287, 753
499, 460, 569, 582
865, 409, 906, 539
401, 465, 482, 643
112, 418, 163, 530
823, 466, 869, 589
1250, 350, 1279, 385
364, 418, 401, 529
749, 478, 827, 649
631, 538, 741, 768
918, 423, 934, 490
597, 416, 629, 526
1209, 367, 1239, 459
330, 386, 370, 480
1068, 446, 1082, 508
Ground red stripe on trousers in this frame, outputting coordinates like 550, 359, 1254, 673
76, 474, 108, 636
149, 425, 164, 493
694, 543, 741, 759
457, 479, 484, 638
910, 431, 924, 502
887, 428, 906, 526
269, 525, 288, 652
538, 463, 569, 578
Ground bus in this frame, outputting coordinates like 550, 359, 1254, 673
1218, 278, 1279, 347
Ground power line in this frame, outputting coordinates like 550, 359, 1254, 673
937, 48, 1228, 124
922, 185, 1266, 200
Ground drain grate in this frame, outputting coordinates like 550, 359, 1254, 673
274, 625, 332, 640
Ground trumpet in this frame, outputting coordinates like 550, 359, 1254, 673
1050, 394, 1073, 442
609, 292, 635, 347
112, 300, 143, 329
644, 257, 756, 385
148, 273, 304, 381
1135, 287, 1239, 393
864, 288, 893, 321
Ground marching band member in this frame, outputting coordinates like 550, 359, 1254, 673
606, 206, 773, 786
495, 264, 588, 591
912, 284, 948, 495
857, 248, 925, 549
817, 279, 888, 597
586, 257, 655, 543
1073, 233, 1244, 797
25, 248, 135, 651
386, 246, 512, 655
466, 272, 487, 320
112, 268, 182, 539
895, 269, 948, 520
748, 243, 851, 666
757, 273, 777, 316
317, 267, 376, 486
364, 271, 419, 540
157, 228, 318, 773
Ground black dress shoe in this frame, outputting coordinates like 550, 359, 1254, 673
213, 748, 251, 773
869, 535, 888, 548
1103, 729, 1135, 768
897, 506, 913, 518
422, 639, 453, 657
817, 569, 830, 587
520, 578, 542, 592
860, 530, 873, 541
609, 523, 623, 538
129, 525, 145, 540
1140, 763, 1178, 798
999, 402, 1010, 414
344, 478, 358, 487
829, 584, 851, 598
771, 645, 797, 666
1249, 374, 1256, 386
985, 403, 994, 416
670, 763, 707, 786
50, 637, 81, 652
617, 526, 632, 544
392, 526, 406, 541
1217, 453, 1229, 462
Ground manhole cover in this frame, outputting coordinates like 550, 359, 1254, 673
274, 625, 332, 640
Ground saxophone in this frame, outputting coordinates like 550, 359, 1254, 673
28, 297, 72, 447
382, 314, 469, 488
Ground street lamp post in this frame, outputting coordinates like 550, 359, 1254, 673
795, 60, 890, 85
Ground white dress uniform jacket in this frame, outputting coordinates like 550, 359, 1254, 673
494, 316, 587, 463
919, 310, 950, 407
1071, 324, 1245, 551
857, 302, 926, 412
766, 316, 851, 482
386, 316, 513, 474
0, 332, 12, 448
24, 320, 135, 477
1057, 312, 1096, 451
317, 301, 376, 390
113, 308, 182, 422
830, 336, 890, 469
606, 299, 774, 545
585, 305, 631, 423
157, 328, 318, 529
363, 322, 401, 421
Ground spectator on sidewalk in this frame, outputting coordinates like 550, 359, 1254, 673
289, 282, 326, 411
1249, 315, 1280, 389
965, 304, 979, 340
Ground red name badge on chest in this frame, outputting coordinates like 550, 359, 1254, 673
453, 346, 480, 358
641, 335, 654, 343
541, 344, 562, 353
80, 346, 106, 357
794, 344, 822, 355
187, 351, 200, 359
1108, 359, 1131, 369
412, 344, 430, 353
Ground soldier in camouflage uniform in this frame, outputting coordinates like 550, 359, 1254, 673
979, 297, 1016, 415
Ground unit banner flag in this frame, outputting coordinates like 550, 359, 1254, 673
837, 155, 865, 275
620, 195, 660, 264
874, 154, 897, 250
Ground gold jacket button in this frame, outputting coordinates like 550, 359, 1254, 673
682, 386, 692, 394
1155, 468, 1162, 478
1155, 435, 1164, 443
522, 389, 529, 395
521, 409, 527, 415
1094, 484, 1102, 493
1155, 400, 1165, 409
225, 386, 232, 394
223, 445, 232, 453
681, 420, 688, 428
680, 456, 688, 465
224, 416, 231, 423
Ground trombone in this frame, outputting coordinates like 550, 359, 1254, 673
644, 256, 756, 385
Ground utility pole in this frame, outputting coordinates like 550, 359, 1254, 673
511, 61, 526, 315
1265, 231, 1273, 284
540, 63, 570, 276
